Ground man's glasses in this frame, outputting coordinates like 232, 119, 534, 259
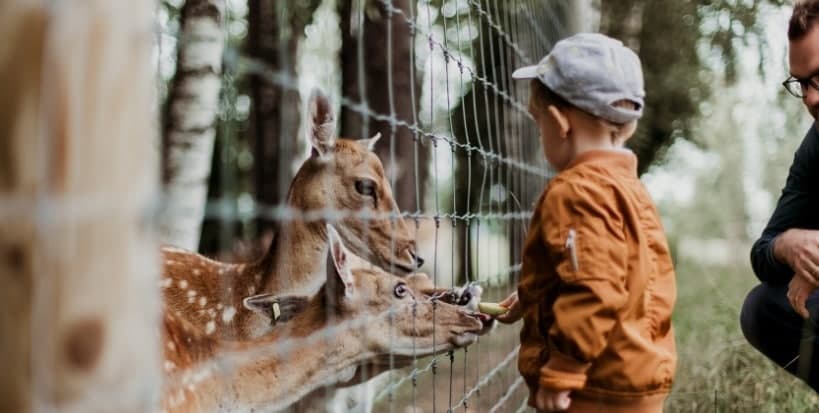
783, 75, 819, 98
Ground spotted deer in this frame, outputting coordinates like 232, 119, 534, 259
161, 226, 488, 413
161, 89, 423, 340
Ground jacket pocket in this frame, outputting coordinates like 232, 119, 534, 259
565, 228, 579, 273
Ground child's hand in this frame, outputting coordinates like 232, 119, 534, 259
534, 387, 571, 412
495, 291, 522, 324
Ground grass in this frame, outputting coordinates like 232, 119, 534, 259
667, 255, 819, 412
371, 254, 819, 412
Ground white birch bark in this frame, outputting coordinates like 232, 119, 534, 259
0, 1, 160, 412
159, 0, 226, 251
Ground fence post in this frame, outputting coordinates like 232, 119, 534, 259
0, 1, 160, 412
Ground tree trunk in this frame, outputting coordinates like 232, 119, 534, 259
159, 0, 226, 251
600, 0, 703, 175
0, 1, 160, 412
338, 0, 428, 212
248, 0, 320, 236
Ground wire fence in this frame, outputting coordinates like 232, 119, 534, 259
154, 0, 568, 411
152, 0, 819, 412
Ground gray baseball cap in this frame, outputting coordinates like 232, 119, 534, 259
512, 33, 644, 124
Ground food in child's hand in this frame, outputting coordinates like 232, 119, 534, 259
478, 302, 509, 316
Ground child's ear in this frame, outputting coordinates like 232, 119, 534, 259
546, 105, 571, 139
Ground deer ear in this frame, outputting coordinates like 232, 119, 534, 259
307, 88, 336, 157
243, 294, 311, 325
360, 132, 381, 152
326, 225, 355, 299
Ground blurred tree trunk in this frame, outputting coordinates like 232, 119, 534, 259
248, 1, 320, 237
0, 1, 160, 412
338, 0, 428, 212
159, 0, 225, 251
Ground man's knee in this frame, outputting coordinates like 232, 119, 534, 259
740, 283, 768, 348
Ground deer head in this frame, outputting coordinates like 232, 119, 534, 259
284, 89, 422, 274
249, 225, 484, 353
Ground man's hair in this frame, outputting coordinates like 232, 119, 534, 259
789, 0, 819, 40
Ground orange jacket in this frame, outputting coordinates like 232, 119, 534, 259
517, 149, 676, 406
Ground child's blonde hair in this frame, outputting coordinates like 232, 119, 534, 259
529, 79, 638, 144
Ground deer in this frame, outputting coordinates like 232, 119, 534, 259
160, 226, 491, 413
160, 88, 424, 341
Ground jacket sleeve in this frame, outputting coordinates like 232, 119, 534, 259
750, 125, 819, 285
537, 180, 629, 391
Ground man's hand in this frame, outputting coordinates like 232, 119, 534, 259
788, 273, 817, 319
495, 291, 522, 324
774, 229, 819, 285
534, 387, 571, 412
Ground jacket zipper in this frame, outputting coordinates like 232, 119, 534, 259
566, 229, 579, 272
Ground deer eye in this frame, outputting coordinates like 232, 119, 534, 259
394, 282, 409, 298
355, 179, 377, 198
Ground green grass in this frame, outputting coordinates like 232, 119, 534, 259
667, 256, 819, 412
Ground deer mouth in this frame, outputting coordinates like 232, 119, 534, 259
389, 250, 423, 274
461, 310, 494, 331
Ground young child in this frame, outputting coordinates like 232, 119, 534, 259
495, 33, 677, 412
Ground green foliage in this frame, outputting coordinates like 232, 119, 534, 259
601, 0, 787, 174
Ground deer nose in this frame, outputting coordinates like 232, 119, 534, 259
410, 251, 424, 268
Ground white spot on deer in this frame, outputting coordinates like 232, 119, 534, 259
167, 341, 176, 351
178, 280, 188, 289
205, 321, 215, 335
207, 308, 216, 318
161, 278, 172, 288
193, 268, 201, 276
166, 260, 177, 265
187, 296, 195, 304
187, 290, 197, 298
222, 306, 237, 323
199, 296, 207, 307
247, 286, 255, 295
218, 268, 226, 275
216, 303, 224, 310
164, 361, 176, 372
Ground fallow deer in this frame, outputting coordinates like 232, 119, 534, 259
160, 226, 488, 413
161, 88, 423, 340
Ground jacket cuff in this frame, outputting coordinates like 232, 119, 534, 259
538, 351, 591, 391
768, 235, 795, 280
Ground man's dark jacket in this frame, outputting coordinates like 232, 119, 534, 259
751, 124, 819, 284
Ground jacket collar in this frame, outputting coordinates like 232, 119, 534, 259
564, 148, 638, 176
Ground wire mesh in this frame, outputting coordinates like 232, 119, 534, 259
156, 0, 566, 411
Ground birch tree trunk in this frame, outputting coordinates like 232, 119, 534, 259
160, 0, 226, 251
0, 1, 159, 412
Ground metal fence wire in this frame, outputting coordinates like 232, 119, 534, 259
157, 0, 572, 411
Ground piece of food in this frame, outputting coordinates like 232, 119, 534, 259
478, 302, 509, 316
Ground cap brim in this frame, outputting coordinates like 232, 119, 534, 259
512, 65, 539, 79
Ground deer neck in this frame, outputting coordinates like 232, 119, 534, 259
200, 309, 370, 412
258, 219, 328, 296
